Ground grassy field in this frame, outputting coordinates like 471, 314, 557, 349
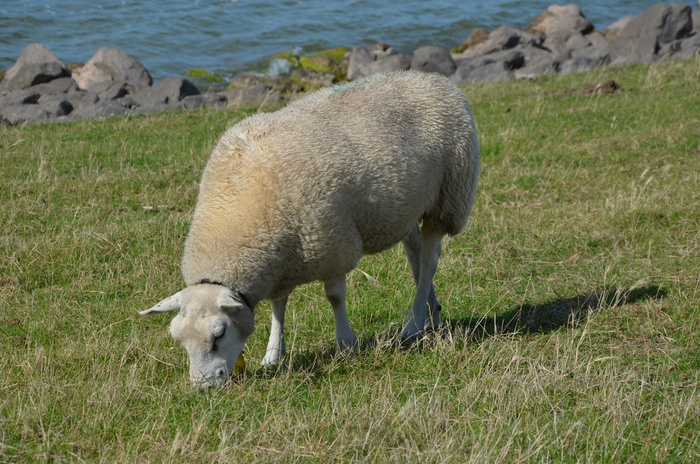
1, 58, 699, 462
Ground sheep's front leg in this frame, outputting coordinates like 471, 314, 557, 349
324, 277, 358, 356
262, 294, 289, 366
401, 227, 443, 340
402, 224, 442, 331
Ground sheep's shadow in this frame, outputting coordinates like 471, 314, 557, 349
441, 283, 665, 343
254, 283, 665, 378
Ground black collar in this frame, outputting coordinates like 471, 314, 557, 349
197, 279, 254, 310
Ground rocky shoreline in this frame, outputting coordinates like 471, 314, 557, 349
2, 3, 699, 126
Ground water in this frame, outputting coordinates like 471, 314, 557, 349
0, 1, 693, 81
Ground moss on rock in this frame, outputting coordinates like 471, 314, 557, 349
186, 68, 225, 83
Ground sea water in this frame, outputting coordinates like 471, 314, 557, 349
0, 0, 691, 81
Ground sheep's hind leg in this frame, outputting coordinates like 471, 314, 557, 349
402, 224, 442, 332
262, 294, 289, 366
325, 276, 358, 356
401, 226, 443, 341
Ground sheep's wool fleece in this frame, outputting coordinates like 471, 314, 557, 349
182, 71, 479, 302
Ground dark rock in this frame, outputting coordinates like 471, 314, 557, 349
0, 89, 41, 106
693, 10, 700, 35
410, 46, 457, 76
3, 44, 69, 91
528, 4, 594, 39
484, 26, 542, 53
132, 77, 200, 110
73, 47, 152, 94
178, 93, 228, 110
37, 97, 73, 117
515, 47, 567, 78
451, 49, 525, 84
69, 100, 132, 120
99, 81, 128, 101
617, 4, 693, 46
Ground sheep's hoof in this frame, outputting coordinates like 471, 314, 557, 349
400, 322, 424, 343
423, 304, 442, 332
261, 348, 285, 367
336, 337, 359, 357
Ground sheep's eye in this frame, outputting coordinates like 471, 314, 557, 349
212, 328, 225, 351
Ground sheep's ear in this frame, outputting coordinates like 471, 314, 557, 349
139, 291, 182, 316
215, 288, 246, 314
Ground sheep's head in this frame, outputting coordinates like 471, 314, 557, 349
140, 284, 254, 388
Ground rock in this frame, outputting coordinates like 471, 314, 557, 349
95, 81, 128, 101
660, 35, 700, 60
346, 44, 411, 81
693, 10, 700, 34
605, 35, 660, 65
291, 68, 336, 90
346, 46, 373, 80
70, 99, 130, 120
604, 16, 634, 41
485, 26, 542, 53
560, 56, 604, 74
617, 3, 693, 46
528, 4, 594, 39
131, 77, 200, 111
0, 104, 52, 125
229, 73, 299, 94
456, 28, 489, 53
545, 30, 595, 55
37, 96, 73, 117
3, 44, 69, 91
515, 47, 567, 78
410, 45, 456, 76
219, 84, 282, 109
72, 47, 152, 94
587, 31, 610, 49
178, 93, 228, 110
451, 49, 525, 84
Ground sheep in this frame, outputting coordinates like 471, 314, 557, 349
140, 71, 480, 387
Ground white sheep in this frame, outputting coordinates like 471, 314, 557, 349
140, 71, 480, 387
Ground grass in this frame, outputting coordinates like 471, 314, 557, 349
1, 58, 699, 462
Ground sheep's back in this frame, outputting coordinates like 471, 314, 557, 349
195, 71, 478, 282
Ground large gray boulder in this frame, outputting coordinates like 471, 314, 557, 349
2, 44, 69, 91
410, 45, 456, 76
617, 3, 693, 46
692, 9, 700, 35
72, 47, 152, 94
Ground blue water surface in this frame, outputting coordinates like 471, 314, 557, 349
0, 1, 693, 80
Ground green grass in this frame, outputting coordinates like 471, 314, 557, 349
1, 59, 699, 462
